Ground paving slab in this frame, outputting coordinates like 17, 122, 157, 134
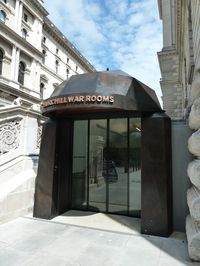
0, 215, 199, 266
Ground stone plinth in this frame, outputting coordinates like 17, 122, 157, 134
186, 215, 200, 261
187, 186, 200, 221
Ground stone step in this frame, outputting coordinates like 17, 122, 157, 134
187, 186, 200, 221
188, 130, 200, 157
189, 97, 200, 130
186, 215, 200, 261
188, 160, 200, 190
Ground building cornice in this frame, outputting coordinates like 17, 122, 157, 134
0, 21, 43, 60
22, 0, 48, 17
0, 80, 41, 104
157, 47, 178, 58
41, 65, 64, 82
43, 17, 96, 73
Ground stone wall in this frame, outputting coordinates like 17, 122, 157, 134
0, 105, 41, 223
186, 70, 200, 260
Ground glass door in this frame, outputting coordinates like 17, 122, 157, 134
71, 117, 141, 217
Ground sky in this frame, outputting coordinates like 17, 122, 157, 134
44, 0, 163, 103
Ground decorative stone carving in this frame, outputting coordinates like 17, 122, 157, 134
188, 130, 200, 157
186, 215, 200, 261
0, 120, 21, 155
36, 125, 42, 149
189, 97, 200, 130
188, 160, 200, 189
187, 186, 200, 221
13, 97, 22, 106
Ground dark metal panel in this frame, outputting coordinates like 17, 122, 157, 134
55, 120, 73, 214
141, 113, 173, 237
42, 71, 162, 116
33, 119, 57, 219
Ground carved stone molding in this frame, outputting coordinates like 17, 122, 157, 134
36, 124, 42, 149
0, 119, 21, 155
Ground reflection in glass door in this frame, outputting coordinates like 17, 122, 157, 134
108, 118, 128, 214
89, 120, 107, 212
129, 118, 141, 216
71, 120, 88, 210
71, 117, 141, 217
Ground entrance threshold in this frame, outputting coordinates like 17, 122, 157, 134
52, 210, 141, 235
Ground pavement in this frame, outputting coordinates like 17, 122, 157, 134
0, 212, 200, 266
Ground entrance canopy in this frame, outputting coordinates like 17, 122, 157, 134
42, 70, 162, 116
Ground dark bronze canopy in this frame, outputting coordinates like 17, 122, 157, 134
42, 70, 162, 116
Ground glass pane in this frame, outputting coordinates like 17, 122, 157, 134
71, 120, 88, 210
108, 118, 128, 214
129, 118, 141, 216
89, 120, 107, 212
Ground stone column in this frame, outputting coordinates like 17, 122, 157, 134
10, 46, 16, 80
17, 1, 23, 33
14, 0, 20, 31
14, 48, 20, 82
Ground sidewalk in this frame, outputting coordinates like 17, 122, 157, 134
0, 214, 199, 266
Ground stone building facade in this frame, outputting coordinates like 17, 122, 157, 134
158, 0, 200, 261
0, 0, 95, 223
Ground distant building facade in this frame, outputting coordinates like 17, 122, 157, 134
158, 0, 200, 261
0, 0, 95, 223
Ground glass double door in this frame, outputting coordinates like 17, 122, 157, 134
71, 118, 141, 217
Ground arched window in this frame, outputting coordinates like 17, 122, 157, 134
22, 28, 27, 39
0, 10, 6, 23
0, 49, 3, 75
3, 0, 7, 4
18, 61, 26, 85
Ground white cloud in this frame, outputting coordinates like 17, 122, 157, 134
44, 0, 163, 103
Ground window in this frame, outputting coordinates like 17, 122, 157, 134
55, 60, 59, 73
42, 50, 46, 64
66, 68, 69, 79
22, 28, 27, 39
56, 48, 59, 54
42, 36, 46, 43
67, 57, 69, 64
18, 61, 25, 85
0, 10, 6, 23
0, 49, 3, 75
76, 66, 78, 72
24, 13, 28, 22
40, 82, 44, 99
3, 0, 7, 4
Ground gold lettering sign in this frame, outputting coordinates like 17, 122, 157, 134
42, 95, 115, 108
